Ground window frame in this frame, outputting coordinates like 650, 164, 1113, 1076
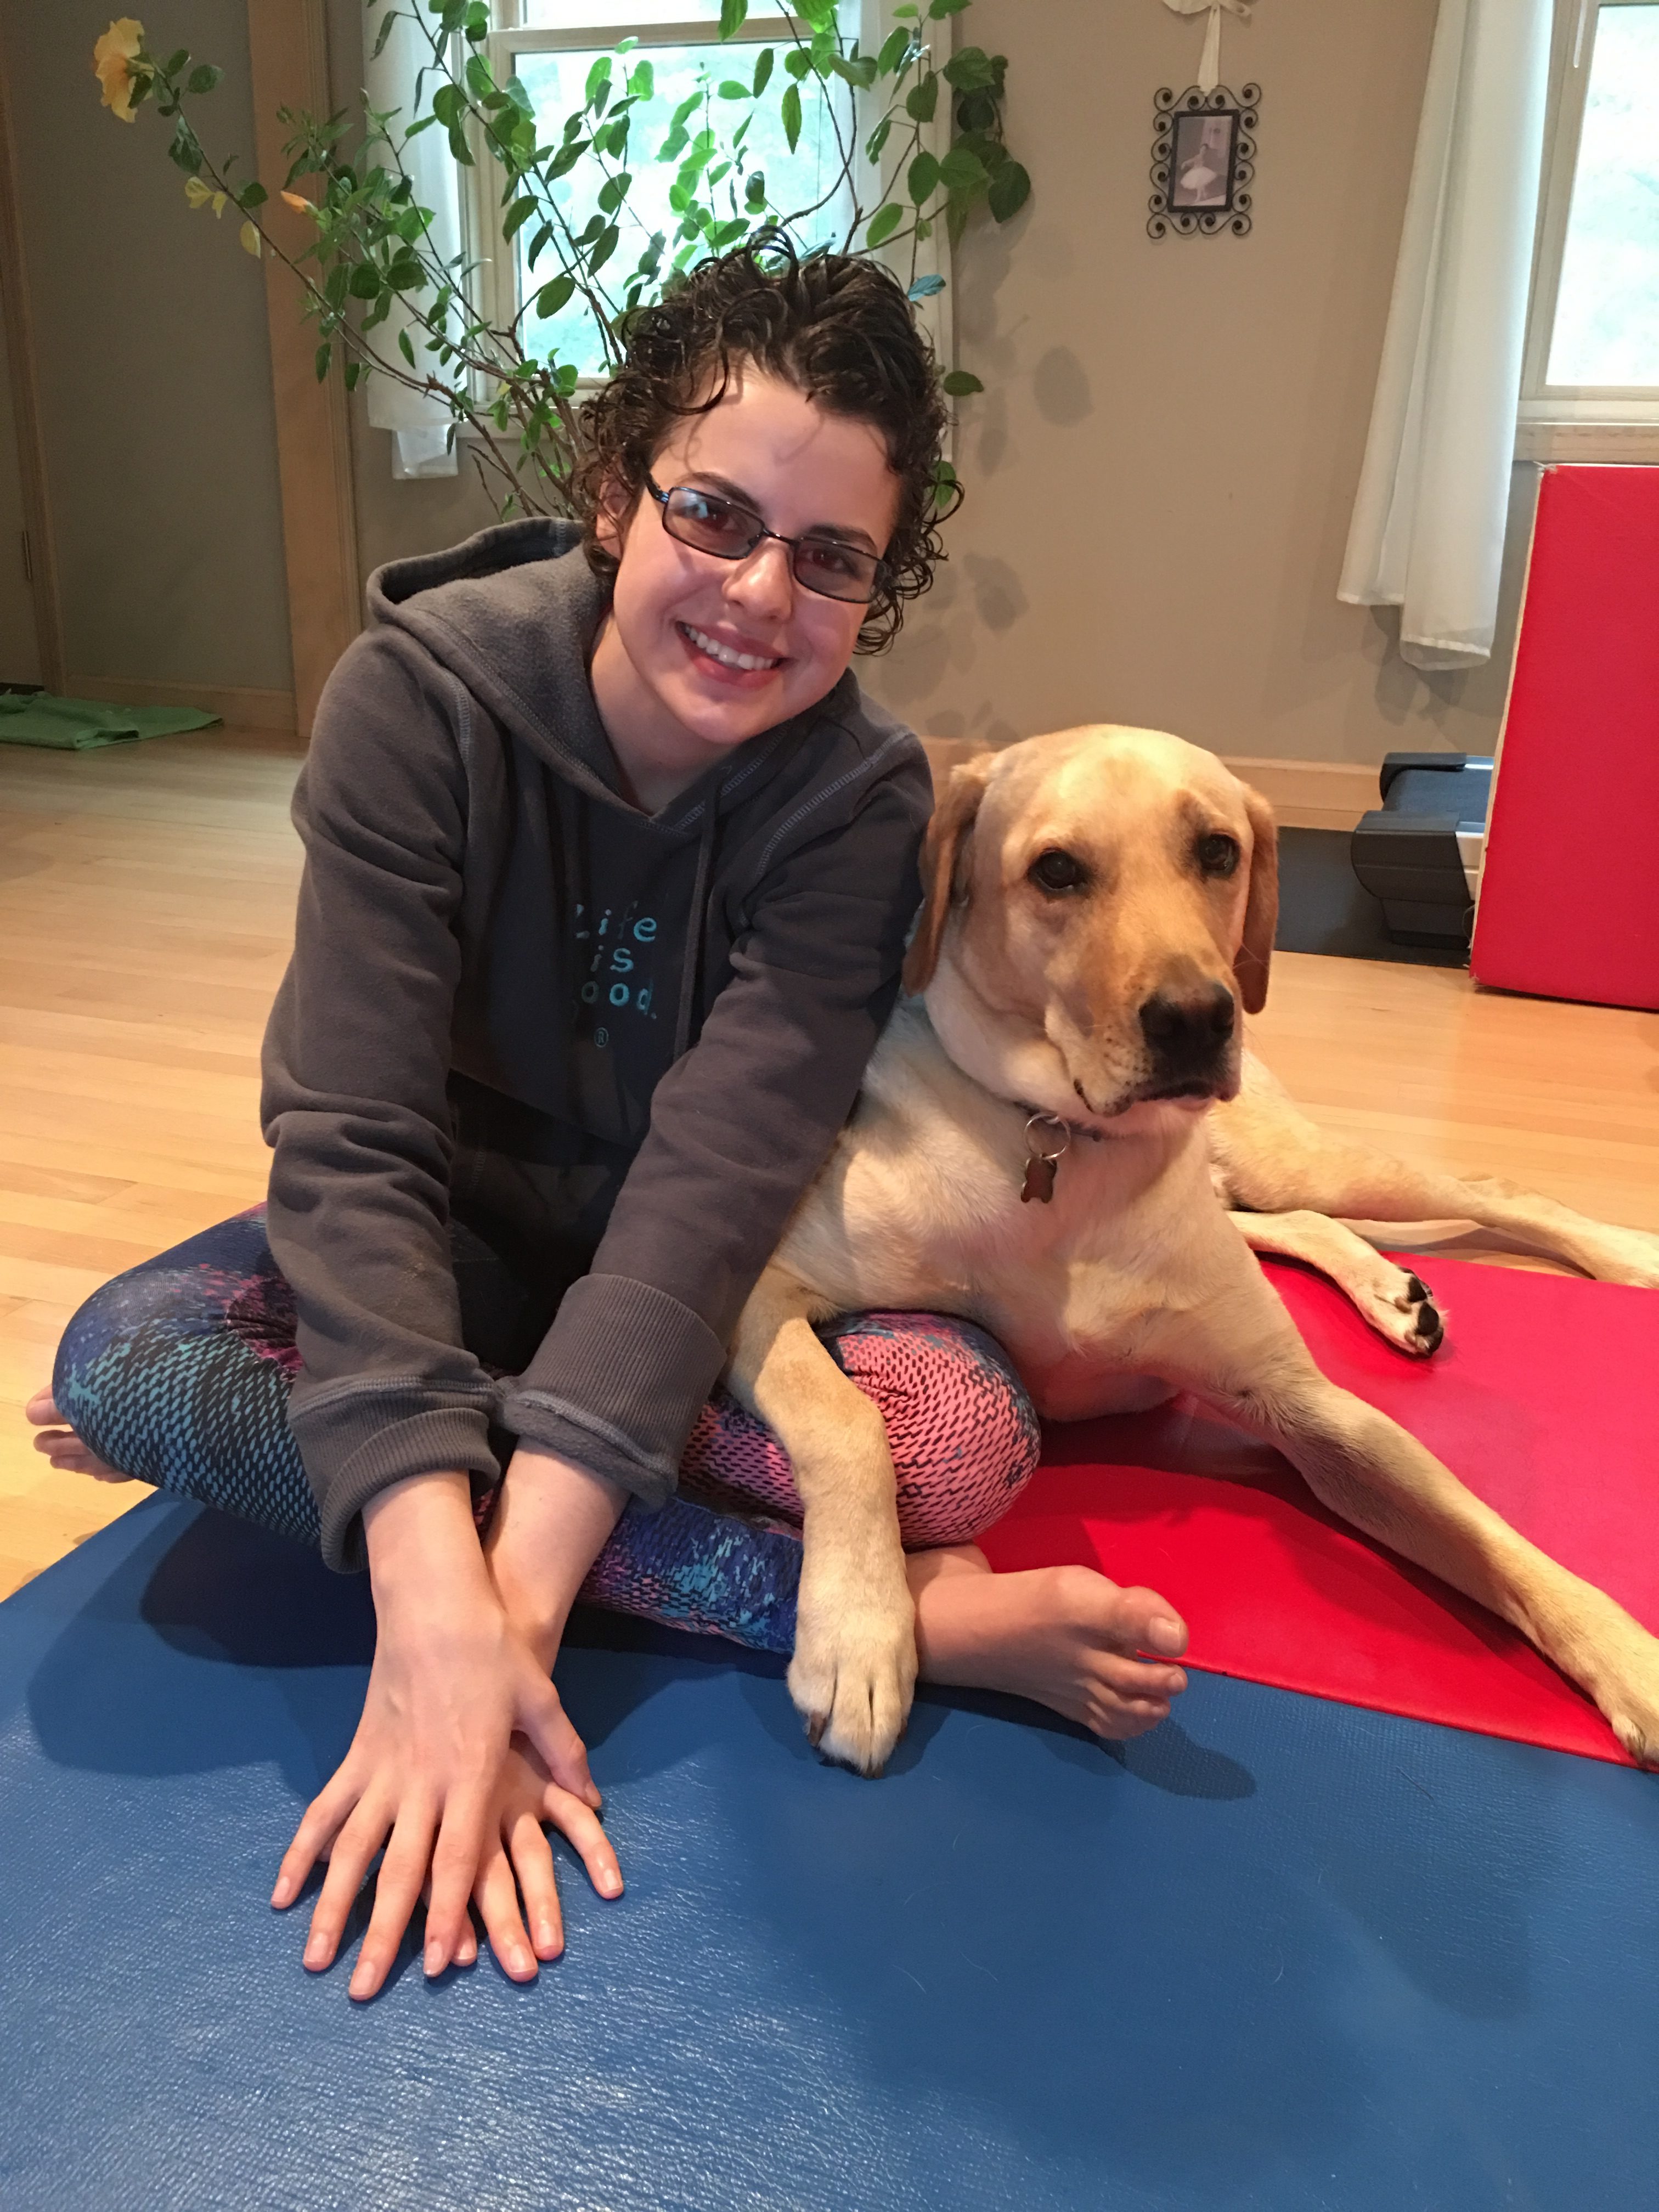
1517, 0, 1659, 461
466, 2, 953, 390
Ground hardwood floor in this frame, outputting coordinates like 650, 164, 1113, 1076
2, 727, 1656, 1601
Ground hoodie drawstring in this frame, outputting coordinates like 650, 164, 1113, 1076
673, 798, 721, 1064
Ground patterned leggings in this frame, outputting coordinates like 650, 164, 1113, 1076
52, 1207, 1040, 1657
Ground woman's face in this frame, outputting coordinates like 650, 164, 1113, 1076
592, 369, 901, 788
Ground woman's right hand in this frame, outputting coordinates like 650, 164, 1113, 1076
269, 1470, 604, 2001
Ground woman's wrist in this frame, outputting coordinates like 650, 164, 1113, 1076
362, 1468, 496, 1623
486, 1448, 628, 1669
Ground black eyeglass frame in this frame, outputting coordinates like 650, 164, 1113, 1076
643, 472, 888, 606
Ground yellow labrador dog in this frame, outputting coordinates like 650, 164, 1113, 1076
723, 725, 1659, 1776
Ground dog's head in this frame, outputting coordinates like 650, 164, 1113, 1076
905, 726, 1277, 1129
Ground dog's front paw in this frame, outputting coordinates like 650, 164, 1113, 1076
1590, 1619, 1659, 1769
788, 1547, 918, 1776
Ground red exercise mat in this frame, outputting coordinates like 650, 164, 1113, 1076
978, 1256, 1659, 1765
1472, 465, 1659, 1011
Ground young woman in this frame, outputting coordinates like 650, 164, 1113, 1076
30, 249, 1188, 2001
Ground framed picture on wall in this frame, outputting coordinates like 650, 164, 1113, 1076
1149, 86, 1260, 238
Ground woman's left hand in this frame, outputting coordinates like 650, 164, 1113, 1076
463, 1736, 624, 1977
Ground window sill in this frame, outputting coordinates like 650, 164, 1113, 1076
1515, 421, 1659, 464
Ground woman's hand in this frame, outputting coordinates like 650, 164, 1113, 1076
270, 1470, 597, 2001
468, 1736, 624, 1979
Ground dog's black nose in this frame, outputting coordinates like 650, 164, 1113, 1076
1138, 985, 1237, 1077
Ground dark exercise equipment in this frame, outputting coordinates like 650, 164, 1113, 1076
1350, 752, 1492, 950
2, 1495, 1656, 2210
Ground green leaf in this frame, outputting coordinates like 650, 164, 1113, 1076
905, 72, 939, 123
877, 26, 912, 75
866, 116, 892, 162
163, 49, 190, 76
828, 54, 878, 88
447, 126, 475, 168
668, 91, 702, 130
987, 160, 1030, 223
865, 201, 904, 249
597, 171, 632, 212
797, 0, 837, 28
751, 47, 774, 97
718, 81, 749, 100
943, 46, 998, 92
587, 222, 620, 274
431, 83, 464, 128
527, 220, 555, 268
907, 150, 939, 204
185, 64, 222, 96
370, 10, 398, 61
349, 262, 383, 298
325, 262, 349, 308
502, 195, 538, 239
629, 59, 654, 100
314, 340, 332, 381
719, 0, 748, 35
535, 273, 576, 317
938, 145, 988, 193
166, 117, 204, 176
784, 48, 811, 81
941, 369, 983, 396
585, 55, 612, 111
239, 180, 268, 209
927, 0, 972, 15
907, 272, 945, 300
397, 328, 415, 368
781, 81, 801, 153
344, 358, 363, 391
465, 53, 496, 101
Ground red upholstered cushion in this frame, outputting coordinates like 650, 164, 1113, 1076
979, 1256, 1659, 1765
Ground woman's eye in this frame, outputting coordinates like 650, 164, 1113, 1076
798, 539, 859, 579
1028, 847, 1089, 894
1196, 833, 1240, 878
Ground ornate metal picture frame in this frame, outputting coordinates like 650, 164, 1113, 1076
1148, 84, 1260, 238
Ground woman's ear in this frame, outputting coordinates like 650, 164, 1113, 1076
904, 752, 995, 995
1233, 785, 1279, 1015
593, 472, 636, 560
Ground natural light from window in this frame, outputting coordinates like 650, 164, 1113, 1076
514, 41, 855, 376
1545, 3, 1659, 388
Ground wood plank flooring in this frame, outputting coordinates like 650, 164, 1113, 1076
2, 727, 1656, 1601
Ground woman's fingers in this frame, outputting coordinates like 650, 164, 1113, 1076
517, 1672, 602, 1810
348, 1803, 439, 2001
422, 1781, 493, 1977
506, 1805, 565, 1961
272, 1769, 365, 1910
474, 1845, 539, 1982
302, 1795, 394, 1974
543, 1784, 624, 1905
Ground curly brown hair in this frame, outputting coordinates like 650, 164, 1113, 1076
574, 241, 958, 654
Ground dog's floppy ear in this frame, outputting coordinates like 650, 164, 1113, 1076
1234, 785, 1279, 1015
904, 752, 994, 994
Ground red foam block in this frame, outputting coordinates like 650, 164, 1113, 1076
978, 1256, 1659, 1765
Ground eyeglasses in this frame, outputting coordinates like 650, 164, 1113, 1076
644, 473, 887, 606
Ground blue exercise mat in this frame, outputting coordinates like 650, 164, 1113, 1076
1, 1494, 1655, 2212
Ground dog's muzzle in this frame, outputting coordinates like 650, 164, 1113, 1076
1137, 984, 1238, 1098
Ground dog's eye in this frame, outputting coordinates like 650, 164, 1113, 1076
1028, 847, 1089, 895
1196, 833, 1240, 878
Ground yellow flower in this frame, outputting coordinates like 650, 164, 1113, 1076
93, 18, 145, 123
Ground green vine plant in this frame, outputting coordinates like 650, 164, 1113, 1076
93, 4, 1029, 518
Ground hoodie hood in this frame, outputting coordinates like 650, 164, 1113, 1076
366, 515, 857, 834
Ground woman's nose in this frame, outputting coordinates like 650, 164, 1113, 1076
724, 535, 795, 619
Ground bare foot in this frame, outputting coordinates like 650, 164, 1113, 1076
909, 1546, 1188, 1740
25, 1387, 131, 1483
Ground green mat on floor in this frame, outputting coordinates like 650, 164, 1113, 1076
0, 693, 221, 751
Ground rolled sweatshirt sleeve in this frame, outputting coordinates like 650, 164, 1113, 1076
261, 630, 501, 1570
499, 759, 927, 1506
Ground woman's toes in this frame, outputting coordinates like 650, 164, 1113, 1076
1059, 1571, 1188, 1660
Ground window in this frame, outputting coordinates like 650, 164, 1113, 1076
1519, 0, 1659, 456
472, 3, 946, 381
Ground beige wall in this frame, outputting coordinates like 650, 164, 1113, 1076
861, 0, 1529, 768
0, 1, 292, 696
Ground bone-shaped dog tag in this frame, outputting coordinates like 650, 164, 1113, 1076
1020, 1153, 1058, 1204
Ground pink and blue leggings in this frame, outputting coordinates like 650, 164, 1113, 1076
53, 1207, 1041, 1656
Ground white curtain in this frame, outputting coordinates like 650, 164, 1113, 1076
363, 8, 464, 478
1338, 0, 1552, 670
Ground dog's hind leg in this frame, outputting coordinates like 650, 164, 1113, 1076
1228, 1209, 1444, 1355
727, 1266, 917, 1777
1210, 1051, 1659, 1287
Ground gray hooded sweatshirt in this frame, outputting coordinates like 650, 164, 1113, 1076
261, 518, 930, 1570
